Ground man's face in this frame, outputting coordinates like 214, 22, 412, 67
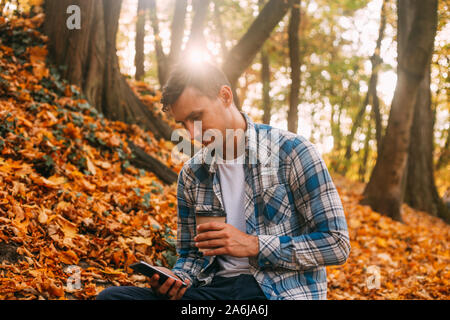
170, 86, 232, 147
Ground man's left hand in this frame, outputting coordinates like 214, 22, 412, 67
194, 222, 259, 257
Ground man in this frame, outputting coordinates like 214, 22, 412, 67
96, 62, 350, 300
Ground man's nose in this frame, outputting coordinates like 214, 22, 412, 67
183, 122, 194, 139
184, 123, 201, 141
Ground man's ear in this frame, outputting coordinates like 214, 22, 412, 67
218, 85, 233, 107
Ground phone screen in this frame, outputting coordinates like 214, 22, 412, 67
129, 261, 187, 287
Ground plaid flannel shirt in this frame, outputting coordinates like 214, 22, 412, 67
172, 111, 350, 300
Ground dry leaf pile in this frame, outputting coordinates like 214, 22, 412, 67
0, 13, 182, 300
327, 176, 449, 300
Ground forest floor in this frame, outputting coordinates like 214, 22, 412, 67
0, 13, 448, 300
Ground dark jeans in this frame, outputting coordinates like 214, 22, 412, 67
96, 274, 267, 300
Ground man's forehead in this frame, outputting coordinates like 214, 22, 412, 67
171, 88, 207, 119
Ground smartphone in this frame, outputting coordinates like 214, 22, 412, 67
129, 261, 187, 287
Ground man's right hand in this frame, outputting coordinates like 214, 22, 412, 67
148, 266, 190, 300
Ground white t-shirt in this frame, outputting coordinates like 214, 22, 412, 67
215, 153, 252, 277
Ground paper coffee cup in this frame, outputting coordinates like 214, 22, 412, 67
195, 215, 226, 253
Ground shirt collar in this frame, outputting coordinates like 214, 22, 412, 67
201, 111, 258, 175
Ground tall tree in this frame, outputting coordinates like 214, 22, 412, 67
184, 0, 210, 54
147, 0, 187, 87
213, 0, 228, 62
223, 0, 297, 107
43, 0, 171, 141
287, 0, 301, 133
436, 128, 449, 170
147, 0, 296, 107
361, 0, 438, 222
258, 0, 271, 125
261, 48, 271, 125
167, 0, 188, 69
148, 0, 168, 87
344, 0, 386, 164
44, 0, 176, 184
404, 63, 450, 223
135, 0, 149, 80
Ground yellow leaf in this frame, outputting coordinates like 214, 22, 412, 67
56, 216, 78, 239
86, 156, 97, 175
29, 0, 44, 6
128, 236, 152, 246
376, 238, 388, 248
38, 210, 48, 224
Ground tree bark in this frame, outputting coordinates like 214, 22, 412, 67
287, 1, 301, 133
261, 49, 271, 125
345, 0, 386, 163
135, 0, 148, 80
222, 0, 296, 93
44, 0, 177, 185
361, 0, 438, 222
44, 0, 172, 141
167, 0, 188, 68
148, 0, 168, 87
359, 120, 372, 182
184, 0, 210, 53
127, 140, 178, 185
436, 127, 449, 170
404, 65, 450, 223
213, 0, 228, 63
258, 0, 271, 125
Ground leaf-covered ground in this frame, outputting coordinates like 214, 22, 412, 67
327, 176, 449, 299
0, 13, 183, 299
0, 13, 448, 300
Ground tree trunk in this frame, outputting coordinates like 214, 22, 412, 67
148, 0, 168, 87
222, 0, 296, 93
127, 140, 178, 185
184, 0, 210, 53
167, 0, 188, 69
213, 0, 228, 63
135, 0, 148, 80
404, 66, 450, 223
261, 49, 271, 125
44, 0, 176, 185
345, 0, 386, 164
371, 0, 386, 152
44, 0, 173, 141
258, 0, 271, 125
287, 1, 301, 133
361, 0, 438, 222
147, 0, 187, 88
359, 120, 372, 182
436, 127, 449, 170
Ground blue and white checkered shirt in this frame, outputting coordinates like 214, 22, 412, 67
172, 112, 350, 300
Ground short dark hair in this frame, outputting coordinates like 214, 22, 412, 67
161, 62, 231, 112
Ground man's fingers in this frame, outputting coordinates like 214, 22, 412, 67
196, 222, 225, 233
195, 239, 225, 249
203, 247, 228, 256
149, 274, 160, 289
168, 280, 183, 300
176, 284, 189, 300
158, 278, 175, 295
175, 279, 190, 300
194, 230, 226, 242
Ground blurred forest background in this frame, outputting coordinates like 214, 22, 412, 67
0, 0, 448, 300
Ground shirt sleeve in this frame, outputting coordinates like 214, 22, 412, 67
171, 165, 210, 287
254, 138, 351, 271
